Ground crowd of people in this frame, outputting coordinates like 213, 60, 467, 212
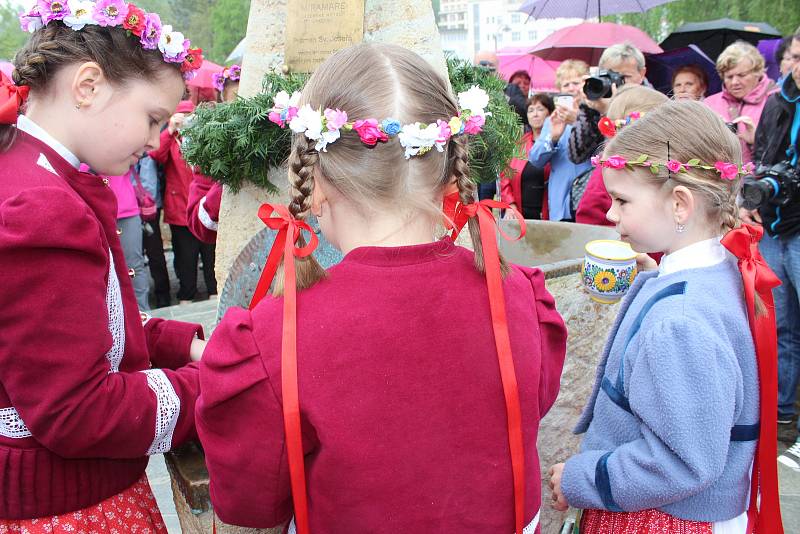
0, 2, 798, 533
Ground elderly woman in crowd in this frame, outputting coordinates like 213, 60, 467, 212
500, 93, 554, 219
671, 64, 709, 100
705, 40, 775, 163
528, 61, 592, 221
568, 43, 648, 165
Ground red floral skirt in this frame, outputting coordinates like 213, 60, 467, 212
581, 508, 713, 534
0, 474, 167, 533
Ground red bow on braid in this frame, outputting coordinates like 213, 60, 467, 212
721, 224, 783, 534
248, 204, 318, 534
0, 79, 29, 125
445, 192, 529, 534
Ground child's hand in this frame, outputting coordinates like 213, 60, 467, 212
548, 463, 569, 512
636, 252, 658, 272
190, 338, 207, 362
168, 113, 186, 135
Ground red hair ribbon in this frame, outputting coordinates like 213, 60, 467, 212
0, 79, 29, 125
249, 203, 318, 534
720, 224, 783, 534
452, 196, 528, 534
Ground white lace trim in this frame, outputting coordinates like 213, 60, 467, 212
286, 508, 540, 532
106, 250, 125, 373
141, 369, 180, 455
198, 196, 219, 231
0, 407, 32, 439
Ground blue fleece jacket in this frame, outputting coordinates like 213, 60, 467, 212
561, 259, 758, 521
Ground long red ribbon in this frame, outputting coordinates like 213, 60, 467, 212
0, 79, 28, 125
249, 204, 318, 534
720, 224, 783, 534
458, 199, 527, 534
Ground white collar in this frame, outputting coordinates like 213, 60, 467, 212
658, 236, 730, 276
16, 115, 81, 169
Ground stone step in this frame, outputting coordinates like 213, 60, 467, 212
149, 299, 219, 334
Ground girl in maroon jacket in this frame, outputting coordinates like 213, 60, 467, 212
0, 4, 206, 532
197, 43, 567, 533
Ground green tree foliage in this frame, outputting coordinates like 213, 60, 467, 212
208, 0, 251, 63
607, 0, 800, 42
0, 2, 28, 62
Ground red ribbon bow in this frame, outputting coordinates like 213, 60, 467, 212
447, 193, 528, 534
249, 203, 318, 534
0, 79, 29, 125
721, 224, 783, 534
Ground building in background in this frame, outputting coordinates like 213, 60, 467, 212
438, 0, 580, 66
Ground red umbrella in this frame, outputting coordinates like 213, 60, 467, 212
185, 58, 224, 90
530, 22, 662, 64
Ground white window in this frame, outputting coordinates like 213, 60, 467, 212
528, 30, 537, 41
512, 14, 520, 23
512, 32, 520, 41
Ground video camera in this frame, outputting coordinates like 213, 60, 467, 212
583, 70, 625, 101
740, 161, 800, 210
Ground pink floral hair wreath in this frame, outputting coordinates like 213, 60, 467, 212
213, 64, 241, 93
591, 153, 754, 181
268, 86, 491, 158
18, 0, 203, 80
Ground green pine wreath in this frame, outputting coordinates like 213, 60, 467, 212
181, 58, 522, 193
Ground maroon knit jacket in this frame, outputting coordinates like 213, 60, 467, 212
0, 130, 202, 519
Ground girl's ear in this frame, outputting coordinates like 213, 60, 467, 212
71, 62, 106, 108
671, 185, 696, 226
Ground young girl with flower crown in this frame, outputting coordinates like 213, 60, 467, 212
196, 43, 568, 533
0, 2, 207, 531
549, 100, 783, 534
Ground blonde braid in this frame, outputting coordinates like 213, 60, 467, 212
271, 138, 327, 295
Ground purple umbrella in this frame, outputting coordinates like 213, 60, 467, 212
519, 0, 676, 19
645, 44, 722, 97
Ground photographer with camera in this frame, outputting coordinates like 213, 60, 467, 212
567, 43, 648, 165
742, 28, 800, 451
705, 41, 775, 164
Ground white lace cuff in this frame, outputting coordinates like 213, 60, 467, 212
141, 369, 180, 455
0, 407, 32, 439
198, 196, 219, 231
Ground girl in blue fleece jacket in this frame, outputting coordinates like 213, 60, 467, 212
549, 100, 783, 534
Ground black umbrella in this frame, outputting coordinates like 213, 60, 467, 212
660, 18, 781, 62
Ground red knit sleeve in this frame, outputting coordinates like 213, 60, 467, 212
196, 307, 293, 529
525, 268, 567, 418
148, 128, 175, 164
186, 175, 220, 244
0, 187, 199, 458
575, 167, 613, 227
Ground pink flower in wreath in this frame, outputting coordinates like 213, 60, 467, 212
324, 108, 348, 131
714, 161, 739, 180
93, 0, 128, 27
353, 119, 388, 146
436, 119, 452, 143
666, 160, 683, 173
743, 162, 755, 174
590, 155, 601, 167
268, 111, 285, 127
605, 155, 627, 169
463, 114, 485, 135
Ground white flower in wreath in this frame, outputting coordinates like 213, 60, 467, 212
158, 25, 187, 59
273, 90, 302, 111
289, 105, 324, 141
398, 122, 441, 159
63, 0, 97, 30
457, 85, 490, 117
315, 128, 340, 152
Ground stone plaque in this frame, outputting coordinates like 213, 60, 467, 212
285, 0, 366, 73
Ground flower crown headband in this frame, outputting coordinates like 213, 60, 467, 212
268, 85, 491, 158
212, 64, 241, 93
591, 153, 755, 181
598, 112, 645, 138
19, 0, 203, 80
